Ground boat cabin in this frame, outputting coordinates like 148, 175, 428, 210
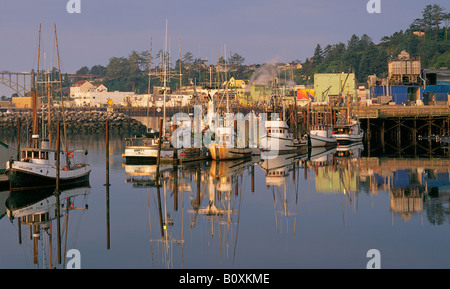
216, 126, 233, 146
265, 120, 291, 138
20, 148, 64, 165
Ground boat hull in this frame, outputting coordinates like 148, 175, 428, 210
260, 136, 307, 154
209, 144, 251, 161
334, 132, 364, 144
124, 146, 210, 164
7, 163, 91, 191
309, 133, 337, 147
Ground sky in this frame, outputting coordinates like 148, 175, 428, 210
0, 0, 449, 96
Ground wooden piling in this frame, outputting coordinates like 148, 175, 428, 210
16, 117, 21, 161
156, 119, 163, 180
55, 122, 62, 264
106, 120, 110, 250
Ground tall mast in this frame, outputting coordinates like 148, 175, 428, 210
47, 70, 52, 150
225, 44, 229, 113
179, 36, 182, 91
163, 19, 168, 135
32, 24, 41, 149
147, 36, 152, 131
54, 24, 69, 167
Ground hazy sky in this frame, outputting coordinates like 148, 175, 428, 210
0, 0, 448, 95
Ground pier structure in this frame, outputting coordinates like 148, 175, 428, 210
354, 105, 450, 156
292, 104, 450, 156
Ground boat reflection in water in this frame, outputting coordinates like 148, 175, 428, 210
4, 182, 90, 269
259, 152, 307, 235
121, 139, 450, 268
123, 158, 254, 268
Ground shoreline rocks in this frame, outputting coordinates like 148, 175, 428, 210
0, 110, 147, 135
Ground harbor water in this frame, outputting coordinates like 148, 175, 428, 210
1, 132, 450, 269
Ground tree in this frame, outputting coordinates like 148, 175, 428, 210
182, 52, 194, 67
430, 4, 446, 32
231, 53, 245, 67
347, 34, 361, 52
312, 44, 323, 66
76, 66, 90, 75
89, 65, 106, 77
106, 57, 130, 80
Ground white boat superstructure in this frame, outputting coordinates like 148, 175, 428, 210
6, 142, 91, 191
260, 119, 307, 156
333, 119, 364, 144
309, 125, 337, 147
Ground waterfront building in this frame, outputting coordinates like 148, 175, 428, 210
313, 72, 357, 103
11, 96, 41, 109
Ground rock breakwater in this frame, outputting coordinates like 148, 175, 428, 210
0, 110, 147, 134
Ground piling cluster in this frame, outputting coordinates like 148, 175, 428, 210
0, 110, 147, 134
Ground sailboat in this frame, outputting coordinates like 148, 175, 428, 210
6, 25, 91, 191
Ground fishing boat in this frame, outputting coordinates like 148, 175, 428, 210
260, 118, 307, 156
208, 65, 252, 161
309, 125, 337, 147
209, 124, 252, 161
6, 26, 91, 191
332, 119, 364, 144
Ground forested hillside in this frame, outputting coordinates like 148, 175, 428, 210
73, 4, 449, 91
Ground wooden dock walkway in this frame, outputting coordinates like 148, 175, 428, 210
353, 105, 450, 119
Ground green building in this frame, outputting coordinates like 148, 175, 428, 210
314, 72, 356, 103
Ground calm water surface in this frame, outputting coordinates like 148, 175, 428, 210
1, 133, 449, 269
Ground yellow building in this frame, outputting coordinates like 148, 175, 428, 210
223, 77, 246, 89
12, 97, 41, 109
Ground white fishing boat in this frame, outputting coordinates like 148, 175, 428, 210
309, 125, 337, 147
6, 144, 91, 192
260, 119, 307, 156
332, 119, 364, 144
6, 27, 90, 191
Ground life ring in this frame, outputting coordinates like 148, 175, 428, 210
68, 151, 74, 159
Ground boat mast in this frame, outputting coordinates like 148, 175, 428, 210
32, 25, 41, 149
163, 19, 168, 135
147, 36, 152, 132
224, 44, 229, 114
54, 24, 70, 167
